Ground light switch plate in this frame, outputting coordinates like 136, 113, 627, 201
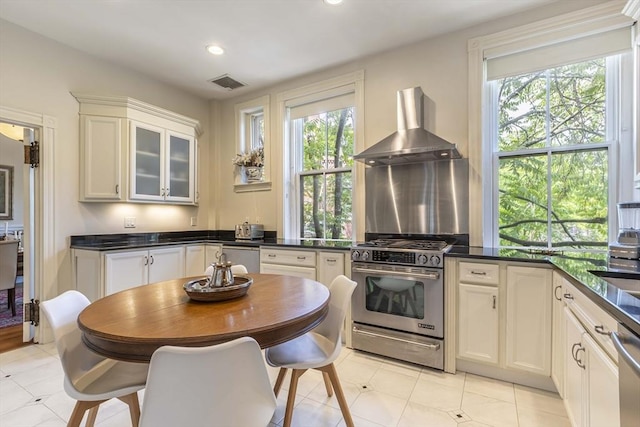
190, 217, 197, 226
124, 217, 136, 228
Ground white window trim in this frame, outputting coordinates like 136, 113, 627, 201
467, 1, 634, 247
234, 95, 270, 191
276, 70, 364, 240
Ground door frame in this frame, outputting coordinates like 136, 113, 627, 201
0, 105, 56, 343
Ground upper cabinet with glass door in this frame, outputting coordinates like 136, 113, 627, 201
130, 122, 195, 203
73, 93, 201, 205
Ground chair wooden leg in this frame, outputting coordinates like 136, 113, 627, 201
322, 371, 333, 397
118, 392, 141, 427
282, 369, 306, 427
273, 367, 288, 398
320, 363, 354, 427
85, 406, 99, 427
67, 400, 105, 427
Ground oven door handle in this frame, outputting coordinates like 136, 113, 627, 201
611, 331, 640, 376
352, 267, 440, 280
352, 326, 441, 350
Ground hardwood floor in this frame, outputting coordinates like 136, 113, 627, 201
0, 325, 31, 353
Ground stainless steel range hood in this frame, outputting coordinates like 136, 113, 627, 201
354, 87, 461, 165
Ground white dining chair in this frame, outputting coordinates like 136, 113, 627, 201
0, 240, 19, 316
40, 290, 148, 427
230, 263, 248, 274
139, 337, 276, 427
265, 274, 357, 427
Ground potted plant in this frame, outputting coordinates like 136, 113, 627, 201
233, 146, 264, 182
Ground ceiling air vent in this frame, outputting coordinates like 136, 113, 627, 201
208, 74, 246, 90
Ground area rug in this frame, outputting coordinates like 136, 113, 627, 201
0, 283, 23, 328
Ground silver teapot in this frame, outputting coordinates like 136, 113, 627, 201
208, 261, 235, 287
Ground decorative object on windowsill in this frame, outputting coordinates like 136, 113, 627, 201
233, 147, 264, 183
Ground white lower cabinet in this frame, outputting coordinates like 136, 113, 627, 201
105, 246, 185, 295
260, 248, 317, 280
564, 307, 619, 427
551, 272, 565, 397
505, 266, 552, 375
317, 252, 345, 286
458, 283, 499, 364
185, 244, 205, 276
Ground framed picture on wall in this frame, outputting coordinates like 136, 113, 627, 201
0, 165, 13, 220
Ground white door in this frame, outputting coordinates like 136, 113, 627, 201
317, 252, 344, 287
105, 250, 148, 295
148, 246, 185, 283
584, 333, 620, 427
130, 121, 164, 201
505, 266, 552, 375
551, 273, 565, 397
458, 283, 499, 364
185, 245, 205, 277
564, 307, 585, 427
22, 127, 36, 342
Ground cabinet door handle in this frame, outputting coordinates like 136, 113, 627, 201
575, 347, 586, 369
563, 293, 574, 300
492, 295, 496, 309
150, 255, 154, 265
144, 255, 148, 266
571, 342, 581, 361
166, 187, 170, 197
470, 271, 487, 276
594, 325, 610, 336
115, 184, 119, 195
554, 285, 562, 301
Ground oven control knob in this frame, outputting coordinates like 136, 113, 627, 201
417, 254, 428, 265
430, 255, 441, 266
361, 250, 370, 261
351, 250, 360, 261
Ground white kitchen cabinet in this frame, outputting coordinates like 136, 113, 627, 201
185, 244, 205, 276
260, 248, 316, 280
130, 121, 195, 203
205, 244, 222, 267
564, 307, 620, 427
505, 266, 552, 376
458, 283, 499, 364
79, 115, 124, 201
105, 246, 185, 295
317, 251, 345, 287
551, 272, 565, 397
73, 93, 201, 205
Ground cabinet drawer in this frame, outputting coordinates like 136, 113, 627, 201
459, 262, 500, 285
260, 248, 316, 267
563, 280, 618, 363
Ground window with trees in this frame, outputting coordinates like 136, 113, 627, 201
287, 94, 354, 241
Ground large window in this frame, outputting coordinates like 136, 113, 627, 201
290, 103, 354, 241
491, 58, 614, 251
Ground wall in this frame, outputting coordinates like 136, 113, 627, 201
211, 0, 608, 241
0, 20, 211, 293
0, 134, 24, 234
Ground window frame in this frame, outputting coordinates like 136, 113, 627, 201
276, 71, 364, 241
468, 2, 634, 247
234, 95, 270, 189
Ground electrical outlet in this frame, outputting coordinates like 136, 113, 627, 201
190, 217, 197, 226
124, 217, 136, 228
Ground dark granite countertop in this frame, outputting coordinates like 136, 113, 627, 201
69, 231, 351, 251
448, 247, 640, 337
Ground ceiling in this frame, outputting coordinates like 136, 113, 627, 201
0, 0, 556, 100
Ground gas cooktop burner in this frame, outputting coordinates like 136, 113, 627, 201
360, 239, 451, 250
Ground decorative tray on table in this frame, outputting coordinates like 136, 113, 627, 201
183, 275, 253, 302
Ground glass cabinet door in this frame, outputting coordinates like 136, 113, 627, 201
166, 131, 193, 201
131, 122, 163, 200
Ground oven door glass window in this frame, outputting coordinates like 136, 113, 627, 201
365, 275, 424, 319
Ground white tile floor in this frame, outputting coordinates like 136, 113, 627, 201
0, 343, 570, 427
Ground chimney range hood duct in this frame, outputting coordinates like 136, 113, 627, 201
354, 87, 461, 165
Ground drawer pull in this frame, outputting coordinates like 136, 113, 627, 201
554, 285, 562, 301
326, 259, 337, 263
268, 254, 276, 258
297, 256, 306, 260
594, 325, 610, 336
563, 293, 574, 300
470, 271, 487, 276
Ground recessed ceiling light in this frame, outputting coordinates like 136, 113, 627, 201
206, 45, 224, 55
324, 0, 343, 5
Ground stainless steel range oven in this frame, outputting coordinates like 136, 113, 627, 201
350, 238, 453, 370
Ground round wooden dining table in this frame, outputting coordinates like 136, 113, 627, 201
77, 273, 330, 363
